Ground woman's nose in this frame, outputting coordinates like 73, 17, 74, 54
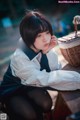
43, 35, 50, 43
43, 35, 47, 41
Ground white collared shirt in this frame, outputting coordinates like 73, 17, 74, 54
10, 48, 80, 91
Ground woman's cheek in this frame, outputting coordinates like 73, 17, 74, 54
46, 35, 51, 43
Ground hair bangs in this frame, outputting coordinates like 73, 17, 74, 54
36, 20, 50, 34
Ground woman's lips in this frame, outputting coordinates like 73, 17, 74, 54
44, 43, 49, 47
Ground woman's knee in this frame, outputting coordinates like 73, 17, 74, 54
42, 97, 52, 112
36, 89, 52, 112
41, 91, 52, 112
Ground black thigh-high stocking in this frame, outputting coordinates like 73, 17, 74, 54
4, 86, 52, 120
25, 87, 52, 113
5, 95, 39, 120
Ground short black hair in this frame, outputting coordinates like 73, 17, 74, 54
19, 10, 53, 48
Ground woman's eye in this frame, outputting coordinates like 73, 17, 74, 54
46, 31, 50, 34
37, 34, 41, 37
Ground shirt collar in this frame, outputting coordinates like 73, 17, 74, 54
19, 38, 40, 60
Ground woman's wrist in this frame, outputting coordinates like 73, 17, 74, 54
42, 35, 57, 54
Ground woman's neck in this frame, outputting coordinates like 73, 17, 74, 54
30, 45, 40, 53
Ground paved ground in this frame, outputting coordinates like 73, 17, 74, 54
0, 26, 20, 80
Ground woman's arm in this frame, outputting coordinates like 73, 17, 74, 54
46, 48, 62, 71
10, 49, 80, 91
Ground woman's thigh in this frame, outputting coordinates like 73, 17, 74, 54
23, 87, 52, 112
5, 95, 38, 120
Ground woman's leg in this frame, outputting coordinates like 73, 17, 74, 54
5, 95, 38, 120
23, 87, 52, 113
4, 86, 52, 120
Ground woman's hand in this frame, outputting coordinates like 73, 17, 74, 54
42, 35, 57, 54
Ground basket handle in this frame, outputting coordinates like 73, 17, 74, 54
73, 15, 80, 37
74, 19, 78, 37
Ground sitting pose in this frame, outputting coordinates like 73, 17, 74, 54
0, 10, 80, 120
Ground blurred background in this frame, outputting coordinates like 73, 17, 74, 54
0, 0, 80, 80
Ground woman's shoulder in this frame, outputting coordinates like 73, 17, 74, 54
11, 48, 30, 61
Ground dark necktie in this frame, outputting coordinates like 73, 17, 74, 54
40, 53, 51, 72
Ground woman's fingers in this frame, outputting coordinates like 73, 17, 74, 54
51, 35, 57, 42
50, 36, 57, 46
42, 35, 57, 54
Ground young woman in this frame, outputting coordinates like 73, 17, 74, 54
0, 10, 80, 120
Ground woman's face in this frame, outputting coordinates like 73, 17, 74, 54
34, 31, 51, 51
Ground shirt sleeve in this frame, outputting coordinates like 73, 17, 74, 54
46, 48, 62, 70
10, 49, 80, 91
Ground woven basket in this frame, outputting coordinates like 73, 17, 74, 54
58, 31, 80, 67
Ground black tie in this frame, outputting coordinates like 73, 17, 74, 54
40, 53, 51, 72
